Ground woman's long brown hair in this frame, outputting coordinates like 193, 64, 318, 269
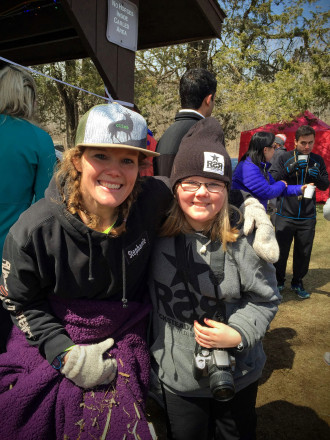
55, 146, 148, 235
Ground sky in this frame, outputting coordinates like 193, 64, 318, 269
298, 0, 329, 18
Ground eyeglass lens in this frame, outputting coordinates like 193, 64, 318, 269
181, 181, 226, 193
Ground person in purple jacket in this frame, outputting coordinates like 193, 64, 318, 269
232, 131, 306, 210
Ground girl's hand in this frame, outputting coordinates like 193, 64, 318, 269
194, 319, 242, 349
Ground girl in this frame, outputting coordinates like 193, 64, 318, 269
149, 118, 281, 440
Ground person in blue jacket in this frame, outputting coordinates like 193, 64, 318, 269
0, 63, 56, 352
232, 131, 305, 210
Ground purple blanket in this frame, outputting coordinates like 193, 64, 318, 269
0, 297, 154, 440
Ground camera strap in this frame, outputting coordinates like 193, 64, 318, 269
175, 234, 227, 323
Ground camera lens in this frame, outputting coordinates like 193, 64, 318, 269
209, 367, 235, 402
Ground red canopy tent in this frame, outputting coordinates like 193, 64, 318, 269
239, 111, 330, 202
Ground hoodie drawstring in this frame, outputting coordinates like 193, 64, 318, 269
86, 232, 94, 281
122, 249, 128, 308
86, 231, 128, 308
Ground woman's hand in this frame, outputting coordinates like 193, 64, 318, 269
194, 319, 242, 349
61, 338, 117, 388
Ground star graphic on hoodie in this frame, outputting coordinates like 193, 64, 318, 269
211, 154, 219, 162
162, 242, 209, 292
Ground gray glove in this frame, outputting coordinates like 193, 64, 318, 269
61, 338, 117, 389
240, 197, 279, 264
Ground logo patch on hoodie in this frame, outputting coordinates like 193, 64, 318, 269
125, 232, 149, 263
1, 259, 11, 293
203, 152, 224, 175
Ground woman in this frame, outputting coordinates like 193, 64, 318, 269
232, 131, 305, 210
148, 118, 281, 440
0, 63, 56, 351
0, 102, 172, 440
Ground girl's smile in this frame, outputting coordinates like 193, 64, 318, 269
176, 176, 227, 230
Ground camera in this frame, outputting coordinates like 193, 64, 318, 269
192, 343, 236, 401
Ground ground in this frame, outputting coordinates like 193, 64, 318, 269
146, 206, 330, 439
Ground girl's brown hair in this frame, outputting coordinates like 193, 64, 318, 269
55, 146, 148, 235
160, 184, 242, 250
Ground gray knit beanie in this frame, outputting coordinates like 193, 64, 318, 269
170, 117, 231, 190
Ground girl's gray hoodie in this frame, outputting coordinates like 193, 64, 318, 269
148, 232, 281, 396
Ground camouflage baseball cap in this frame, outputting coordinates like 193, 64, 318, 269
75, 102, 159, 157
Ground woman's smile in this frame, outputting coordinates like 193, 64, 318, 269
98, 180, 122, 190
176, 176, 227, 230
73, 147, 139, 220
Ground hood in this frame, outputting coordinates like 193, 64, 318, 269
45, 177, 114, 245
45, 177, 127, 298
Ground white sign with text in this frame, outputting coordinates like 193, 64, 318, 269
106, 0, 138, 52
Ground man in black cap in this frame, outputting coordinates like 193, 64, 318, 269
153, 68, 217, 177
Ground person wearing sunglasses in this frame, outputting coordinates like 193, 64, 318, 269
232, 131, 306, 211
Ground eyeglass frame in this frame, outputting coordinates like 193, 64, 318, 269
179, 180, 227, 193
267, 143, 277, 150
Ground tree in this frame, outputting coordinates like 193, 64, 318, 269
35, 59, 104, 147
33, 1, 329, 149
134, 0, 329, 143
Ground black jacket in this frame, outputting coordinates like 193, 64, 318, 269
153, 110, 203, 176
0, 177, 172, 362
269, 149, 329, 219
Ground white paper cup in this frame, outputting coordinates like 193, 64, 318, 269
298, 154, 308, 162
304, 184, 316, 199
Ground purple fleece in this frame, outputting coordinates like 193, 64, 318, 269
0, 297, 154, 440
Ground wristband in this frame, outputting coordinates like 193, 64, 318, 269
51, 352, 67, 370
51, 345, 76, 370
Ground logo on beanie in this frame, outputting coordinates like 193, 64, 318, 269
203, 152, 224, 175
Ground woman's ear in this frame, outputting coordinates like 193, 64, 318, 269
72, 155, 82, 172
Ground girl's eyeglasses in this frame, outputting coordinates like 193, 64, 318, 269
180, 181, 226, 193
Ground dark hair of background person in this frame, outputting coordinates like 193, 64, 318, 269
295, 125, 315, 141
240, 131, 275, 169
180, 68, 217, 109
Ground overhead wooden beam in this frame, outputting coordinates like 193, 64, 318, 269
61, 0, 137, 104
0, 0, 225, 104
